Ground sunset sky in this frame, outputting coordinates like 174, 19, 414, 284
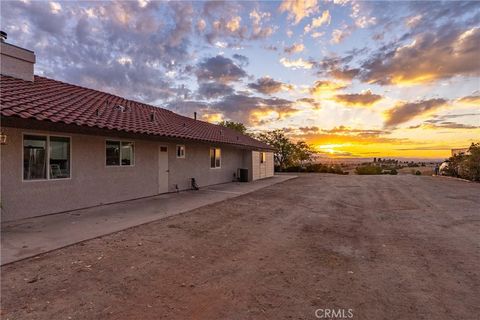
1, 0, 479, 159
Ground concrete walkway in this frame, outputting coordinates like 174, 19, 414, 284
1, 175, 296, 265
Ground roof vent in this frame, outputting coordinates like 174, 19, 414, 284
114, 104, 129, 112
150, 112, 155, 122
220, 129, 223, 136
0, 31, 7, 42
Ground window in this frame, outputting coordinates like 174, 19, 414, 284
49, 136, 71, 178
121, 142, 134, 165
106, 140, 134, 166
210, 148, 221, 168
260, 152, 266, 164
23, 134, 70, 180
176, 145, 185, 158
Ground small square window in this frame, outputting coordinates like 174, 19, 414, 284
106, 140, 134, 166
176, 145, 185, 158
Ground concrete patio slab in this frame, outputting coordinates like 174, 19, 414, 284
1, 175, 296, 265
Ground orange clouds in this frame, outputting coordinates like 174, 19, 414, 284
309, 80, 347, 96
279, 0, 318, 24
384, 98, 448, 127
361, 27, 480, 85
332, 90, 383, 107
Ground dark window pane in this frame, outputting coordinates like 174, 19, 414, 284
121, 142, 134, 165
50, 136, 70, 179
24, 135, 47, 180
106, 141, 120, 166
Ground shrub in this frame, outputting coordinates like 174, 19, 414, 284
415, 170, 422, 175
355, 165, 383, 175
443, 143, 480, 181
389, 169, 398, 175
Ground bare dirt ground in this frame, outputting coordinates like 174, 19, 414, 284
1, 174, 479, 320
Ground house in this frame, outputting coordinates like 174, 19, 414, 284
0, 37, 274, 222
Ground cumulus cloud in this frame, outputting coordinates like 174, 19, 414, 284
168, 93, 299, 126
330, 25, 353, 44
211, 94, 299, 125
249, 9, 275, 39
296, 98, 321, 110
384, 98, 448, 127
195, 55, 247, 84
332, 90, 383, 107
232, 53, 249, 67
197, 82, 234, 99
350, 2, 376, 28
458, 94, 480, 106
279, 0, 319, 24
248, 77, 294, 95
200, 3, 274, 44
304, 10, 331, 33
309, 80, 348, 96
284, 43, 305, 54
279, 57, 314, 69
360, 27, 480, 85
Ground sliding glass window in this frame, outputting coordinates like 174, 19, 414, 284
23, 135, 71, 180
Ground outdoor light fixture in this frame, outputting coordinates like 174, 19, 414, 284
0, 132, 7, 145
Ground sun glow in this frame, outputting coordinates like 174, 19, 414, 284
316, 143, 350, 154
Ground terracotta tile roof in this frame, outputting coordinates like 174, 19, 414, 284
0, 75, 273, 150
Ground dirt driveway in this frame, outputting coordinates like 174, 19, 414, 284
1, 174, 479, 320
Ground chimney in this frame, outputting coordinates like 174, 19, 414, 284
0, 31, 36, 81
194, 112, 197, 120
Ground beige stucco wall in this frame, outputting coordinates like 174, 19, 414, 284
0, 127, 251, 221
251, 151, 274, 181
0, 42, 35, 82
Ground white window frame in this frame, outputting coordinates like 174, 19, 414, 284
176, 145, 186, 159
210, 147, 221, 169
105, 140, 135, 167
22, 132, 72, 182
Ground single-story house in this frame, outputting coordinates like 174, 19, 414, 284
0, 39, 274, 222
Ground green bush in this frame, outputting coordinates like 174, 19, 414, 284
355, 165, 383, 175
443, 143, 480, 181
